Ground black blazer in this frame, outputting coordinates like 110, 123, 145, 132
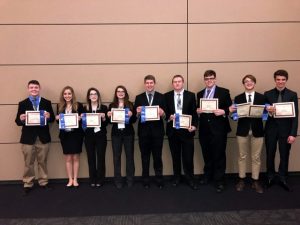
164, 90, 197, 138
197, 86, 232, 135
108, 102, 137, 136
134, 91, 165, 137
264, 88, 298, 137
57, 102, 85, 139
234, 92, 265, 137
15, 97, 55, 144
83, 104, 108, 136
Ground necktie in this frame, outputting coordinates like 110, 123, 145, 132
277, 91, 282, 103
248, 94, 252, 103
177, 94, 182, 110
206, 89, 211, 98
148, 93, 152, 105
32, 97, 37, 111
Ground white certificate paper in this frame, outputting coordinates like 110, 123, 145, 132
200, 98, 218, 113
59, 113, 79, 129
111, 108, 125, 123
249, 105, 265, 118
85, 113, 101, 127
144, 106, 159, 121
25, 111, 46, 126
236, 103, 250, 118
274, 102, 296, 118
173, 114, 192, 129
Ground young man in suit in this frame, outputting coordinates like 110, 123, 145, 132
134, 75, 166, 189
15, 80, 55, 195
264, 69, 298, 191
229, 75, 265, 193
164, 74, 199, 190
197, 70, 232, 193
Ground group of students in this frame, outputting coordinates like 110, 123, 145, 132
15, 69, 298, 195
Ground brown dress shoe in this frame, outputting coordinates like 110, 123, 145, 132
235, 179, 245, 192
251, 180, 264, 194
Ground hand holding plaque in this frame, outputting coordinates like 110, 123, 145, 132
59, 113, 79, 129
173, 114, 192, 129
111, 108, 125, 123
25, 111, 46, 126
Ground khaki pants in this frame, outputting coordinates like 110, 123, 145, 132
237, 131, 263, 180
22, 137, 50, 187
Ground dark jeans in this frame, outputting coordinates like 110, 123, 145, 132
84, 134, 107, 184
111, 134, 135, 183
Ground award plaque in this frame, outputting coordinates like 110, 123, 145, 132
173, 114, 192, 129
25, 111, 46, 126
59, 113, 79, 129
85, 113, 101, 127
273, 102, 295, 118
144, 105, 159, 121
111, 108, 125, 123
200, 98, 218, 113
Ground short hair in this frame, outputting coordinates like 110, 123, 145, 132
274, 69, 288, 80
28, 80, 40, 86
144, 75, 156, 83
242, 74, 256, 84
172, 74, 184, 83
204, 70, 216, 78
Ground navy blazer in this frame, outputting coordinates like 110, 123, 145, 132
264, 88, 298, 137
234, 92, 266, 137
134, 91, 165, 137
197, 86, 232, 135
164, 90, 197, 137
15, 97, 55, 144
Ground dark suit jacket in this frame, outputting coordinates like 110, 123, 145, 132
234, 92, 265, 137
83, 104, 108, 136
164, 90, 197, 138
15, 97, 55, 144
134, 91, 165, 137
264, 88, 298, 137
108, 102, 137, 136
197, 86, 232, 135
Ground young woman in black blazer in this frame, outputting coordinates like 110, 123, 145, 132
83, 87, 108, 187
107, 85, 137, 188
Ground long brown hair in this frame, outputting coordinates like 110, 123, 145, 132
111, 85, 133, 111
58, 86, 79, 113
86, 87, 102, 111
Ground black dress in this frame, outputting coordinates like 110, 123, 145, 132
58, 103, 84, 154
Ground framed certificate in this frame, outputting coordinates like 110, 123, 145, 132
85, 113, 101, 127
200, 98, 218, 113
273, 102, 295, 118
173, 114, 192, 129
111, 108, 125, 123
25, 111, 46, 126
236, 103, 250, 118
249, 105, 265, 118
59, 113, 79, 129
144, 106, 159, 121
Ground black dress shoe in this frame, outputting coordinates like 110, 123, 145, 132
40, 184, 53, 190
187, 180, 199, 190
266, 178, 276, 188
157, 181, 164, 189
96, 182, 103, 188
279, 181, 292, 192
199, 177, 209, 185
172, 178, 180, 187
143, 182, 150, 189
216, 184, 225, 193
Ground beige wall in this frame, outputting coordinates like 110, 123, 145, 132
0, 0, 300, 181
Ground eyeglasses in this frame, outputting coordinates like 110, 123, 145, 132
90, 93, 98, 96
204, 77, 215, 81
117, 90, 125, 93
